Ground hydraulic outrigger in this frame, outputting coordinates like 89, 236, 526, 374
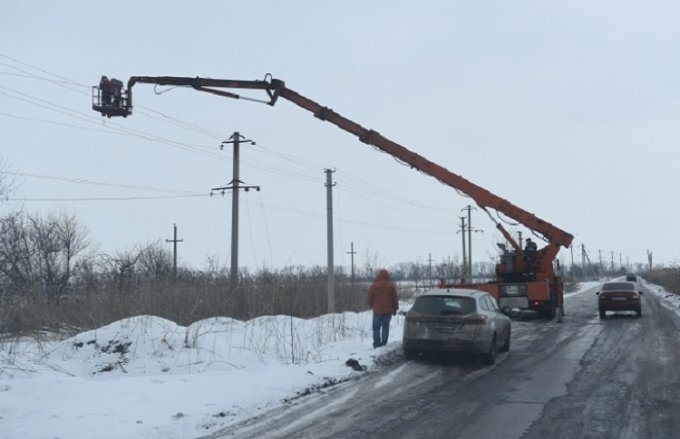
93, 74, 573, 319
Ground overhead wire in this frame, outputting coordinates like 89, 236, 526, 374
5, 194, 207, 202
0, 54, 472, 230
255, 191, 274, 269
1, 171, 199, 195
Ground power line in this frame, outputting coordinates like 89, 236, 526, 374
0, 54, 471, 232
1, 170, 198, 195
5, 194, 207, 202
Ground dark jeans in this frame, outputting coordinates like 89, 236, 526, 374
372, 313, 392, 348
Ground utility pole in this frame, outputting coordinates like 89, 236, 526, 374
610, 251, 614, 273
569, 243, 574, 279
598, 249, 603, 273
458, 216, 467, 282
211, 131, 258, 289
647, 249, 653, 271
347, 242, 357, 294
427, 253, 434, 287
581, 244, 586, 281
165, 223, 183, 276
518, 231, 523, 249
325, 169, 336, 313
462, 205, 481, 282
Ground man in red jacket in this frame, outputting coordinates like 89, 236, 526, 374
368, 269, 399, 348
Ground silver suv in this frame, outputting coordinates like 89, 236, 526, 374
403, 288, 511, 364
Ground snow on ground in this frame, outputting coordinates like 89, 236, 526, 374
642, 278, 680, 316
2, 280, 678, 439
0, 306, 407, 439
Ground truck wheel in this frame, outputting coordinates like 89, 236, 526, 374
546, 299, 557, 320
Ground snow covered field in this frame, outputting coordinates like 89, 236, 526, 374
0, 305, 407, 439
2, 280, 679, 439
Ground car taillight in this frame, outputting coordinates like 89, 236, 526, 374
464, 314, 488, 325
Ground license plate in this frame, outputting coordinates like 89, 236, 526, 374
611, 297, 627, 301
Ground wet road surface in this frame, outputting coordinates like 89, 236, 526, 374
203, 282, 680, 439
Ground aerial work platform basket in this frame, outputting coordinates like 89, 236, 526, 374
92, 77, 131, 118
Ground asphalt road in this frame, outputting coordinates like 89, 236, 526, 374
205, 282, 680, 439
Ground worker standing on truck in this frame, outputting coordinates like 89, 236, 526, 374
368, 269, 399, 348
524, 238, 538, 280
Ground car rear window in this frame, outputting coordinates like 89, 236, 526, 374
412, 296, 476, 315
602, 282, 635, 291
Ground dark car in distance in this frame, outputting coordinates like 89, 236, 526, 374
597, 281, 643, 318
402, 288, 511, 364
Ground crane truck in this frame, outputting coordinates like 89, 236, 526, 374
92, 74, 574, 319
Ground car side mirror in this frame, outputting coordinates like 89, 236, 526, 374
638, 291, 644, 295
595, 291, 600, 295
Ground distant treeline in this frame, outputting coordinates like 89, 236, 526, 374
4, 208, 662, 336
0, 209, 467, 335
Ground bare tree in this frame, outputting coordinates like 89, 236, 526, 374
0, 158, 16, 202
362, 249, 383, 279
28, 212, 89, 304
105, 249, 140, 294
0, 210, 34, 293
137, 241, 173, 279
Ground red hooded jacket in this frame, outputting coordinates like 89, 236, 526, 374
368, 269, 398, 315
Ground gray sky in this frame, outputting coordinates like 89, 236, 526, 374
1, 1, 678, 272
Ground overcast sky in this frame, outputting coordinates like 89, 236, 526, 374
1, 1, 678, 273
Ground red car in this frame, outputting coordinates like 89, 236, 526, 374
597, 281, 643, 318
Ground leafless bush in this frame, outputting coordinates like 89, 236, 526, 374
0, 211, 454, 336
645, 265, 680, 294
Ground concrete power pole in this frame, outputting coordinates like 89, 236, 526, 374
325, 169, 336, 313
569, 243, 574, 279
647, 249, 653, 271
165, 223, 183, 276
598, 249, 603, 274
212, 132, 258, 289
347, 242, 357, 294
462, 205, 481, 282
581, 244, 586, 280
459, 216, 467, 282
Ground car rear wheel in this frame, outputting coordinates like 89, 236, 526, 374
500, 328, 511, 352
483, 336, 497, 365
599, 308, 606, 319
636, 308, 642, 318
404, 349, 418, 360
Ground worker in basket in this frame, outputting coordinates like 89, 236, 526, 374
99, 76, 112, 106
110, 78, 124, 108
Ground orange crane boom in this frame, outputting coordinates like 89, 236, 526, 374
93, 74, 574, 318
